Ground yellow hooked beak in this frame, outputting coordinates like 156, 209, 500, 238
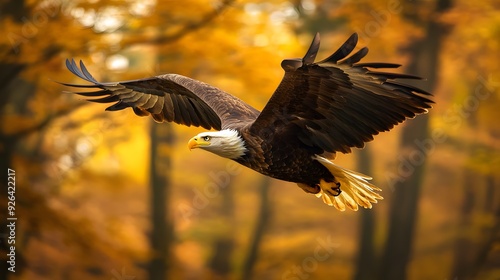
188, 136, 210, 150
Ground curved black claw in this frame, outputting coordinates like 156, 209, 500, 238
324, 182, 341, 196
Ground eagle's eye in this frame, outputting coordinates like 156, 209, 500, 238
202, 136, 211, 141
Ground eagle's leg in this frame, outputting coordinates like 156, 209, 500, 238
323, 178, 342, 196
297, 183, 320, 194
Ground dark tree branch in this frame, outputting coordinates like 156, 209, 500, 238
9, 102, 85, 139
122, 0, 236, 47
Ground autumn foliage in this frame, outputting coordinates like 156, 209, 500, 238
0, 0, 499, 280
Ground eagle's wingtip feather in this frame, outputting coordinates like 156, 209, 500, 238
302, 32, 321, 65
317, 32, 360, 64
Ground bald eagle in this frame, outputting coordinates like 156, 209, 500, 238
61, 33, 432, 211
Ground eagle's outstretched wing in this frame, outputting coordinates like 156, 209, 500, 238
250, 33, 433, 154
61, 59, 260, 130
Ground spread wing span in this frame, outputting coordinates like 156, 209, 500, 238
251, 33, 433, 154
61, 59, 260, 130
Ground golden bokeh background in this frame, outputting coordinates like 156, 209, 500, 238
1, 0, 499, 279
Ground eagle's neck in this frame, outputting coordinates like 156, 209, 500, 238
207, 129, 247, 159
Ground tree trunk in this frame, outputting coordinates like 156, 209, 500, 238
378, 116, 429, 280
148, 122, 174, 280
449, 168, 476, 279
378, 1, 452, 279
353, 147, 376, 280
208, 172, 236, 279
469, 175, 500, 279
241, 177, 271, 280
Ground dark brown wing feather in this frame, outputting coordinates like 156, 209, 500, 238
250, 33, 433, 154
61, 59, 260, 130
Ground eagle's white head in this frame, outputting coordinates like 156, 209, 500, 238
188, 129, 247, 159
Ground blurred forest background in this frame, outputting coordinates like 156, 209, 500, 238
1, 0, 499, 279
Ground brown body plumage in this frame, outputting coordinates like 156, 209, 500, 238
61, 33, 433, 211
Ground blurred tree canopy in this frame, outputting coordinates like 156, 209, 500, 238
0, 0, 499, 280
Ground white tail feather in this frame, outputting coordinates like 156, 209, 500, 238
313, 155, 383, 211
